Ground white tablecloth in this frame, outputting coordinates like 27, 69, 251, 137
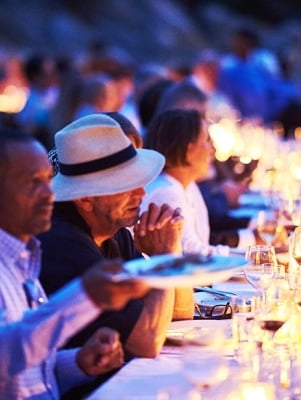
85, 263, 283, 399
85, 320, 234, 400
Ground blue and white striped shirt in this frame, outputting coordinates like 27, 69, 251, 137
0, 228, 100, 399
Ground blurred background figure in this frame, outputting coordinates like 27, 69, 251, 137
49, 57, 84, 144
156, 80, 208, 117
16, 54, 59, 149
189, 48, 238, 122
73, 74, 116, 119
121, 62, 173, 131
219, 27, 301, 137
137, 78, 175, 134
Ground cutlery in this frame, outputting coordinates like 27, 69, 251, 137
194, 286, 237, 298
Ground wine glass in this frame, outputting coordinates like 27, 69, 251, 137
279, 198, 301, 235
245, 244, 277, 267
256, 210, 281, 245
244, 245, 276, 302
291, 226, 301, 267
288, 228, 301, 301
182, 327, 229, 399
256, 296, 291, 344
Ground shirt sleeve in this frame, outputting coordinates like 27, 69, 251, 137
0, 279, 101, 376
142, 183, 208, 253
55, 348, 96, 394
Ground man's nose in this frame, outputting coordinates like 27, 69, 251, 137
42, 182, 55, 201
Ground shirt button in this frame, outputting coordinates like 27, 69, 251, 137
19, 250, 29, 259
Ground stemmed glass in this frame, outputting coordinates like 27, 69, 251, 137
256, 295, 291, 345
182, 327, 229, 399
245, 244, 277, 266
256, 210, 281, 245
288, 227, 301, 299
279, 198, 301, 235
244, 245, 276, 302
291, 226, 301, 267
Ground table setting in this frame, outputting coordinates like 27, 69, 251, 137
85, 171, 301, 400
86, 226, 301, 399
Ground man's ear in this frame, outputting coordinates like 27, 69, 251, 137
74, 197, 93, 212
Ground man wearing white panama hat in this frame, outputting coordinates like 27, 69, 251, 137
39, 113, 194, 368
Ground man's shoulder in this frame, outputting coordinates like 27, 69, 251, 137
41, 215, 91, 241
39, 216, 98, 261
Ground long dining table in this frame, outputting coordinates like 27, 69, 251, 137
85, 191, 294, 399
85, 275, 260, 400
85, 321, 234, 400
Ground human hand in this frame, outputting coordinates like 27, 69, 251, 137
76, 327, 123, 376
133, 203, 183, 256
82, 259, 150, 310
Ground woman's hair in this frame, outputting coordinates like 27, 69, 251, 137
144, 108, 202, 167
137, 78, 174, 128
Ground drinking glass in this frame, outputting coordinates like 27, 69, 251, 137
244, 245, 276, 304
256, 296, 291, 343
182, 327, 229, 399
256, 210, 281, 245
244, 262, 275, 292
245, 244, 277, 266
279, 197, 301, 235
291, 226, 301, 267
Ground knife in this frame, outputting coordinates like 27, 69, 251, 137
194, 286, 237, 298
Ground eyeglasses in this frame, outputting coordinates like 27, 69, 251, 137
194, 302, 232, 320
23, 279, 47, 309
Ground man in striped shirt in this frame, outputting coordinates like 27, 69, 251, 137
0, 128, 149, 399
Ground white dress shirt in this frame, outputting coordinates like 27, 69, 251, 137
141, 173, 210, 254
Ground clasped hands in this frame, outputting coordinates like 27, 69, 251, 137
133, 202, 183, 256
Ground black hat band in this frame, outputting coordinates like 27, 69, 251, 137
59, 144, 137, 176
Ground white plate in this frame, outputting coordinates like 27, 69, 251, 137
117, 253, 247, 288
166, 319, 232, 346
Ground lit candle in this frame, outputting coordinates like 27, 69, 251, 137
226, 383, 275, 400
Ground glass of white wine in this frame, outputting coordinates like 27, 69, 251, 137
289, 227, 301, 302
256, 210, 281, 245
245, 244, 277, 270
244, 245, 276, 302
291, 226, 301, 267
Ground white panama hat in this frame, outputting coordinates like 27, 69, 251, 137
52, 113, 165, 201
